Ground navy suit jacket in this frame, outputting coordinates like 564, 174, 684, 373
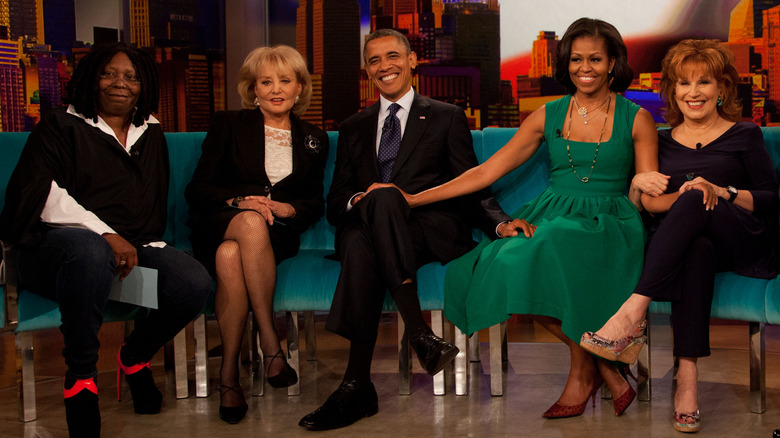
327, 93, 510, 262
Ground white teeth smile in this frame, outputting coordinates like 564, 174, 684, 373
381, 74, 398, 82
687, 101, 704, 108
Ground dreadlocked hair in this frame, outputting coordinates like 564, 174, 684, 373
65, 42, 159, 127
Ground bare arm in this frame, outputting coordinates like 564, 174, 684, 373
406, 106, 546, 208
627, 108, 665, 210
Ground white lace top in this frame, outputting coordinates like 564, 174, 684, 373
265, 125, 293, 189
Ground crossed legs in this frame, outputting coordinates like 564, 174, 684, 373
214, 211, 288, 409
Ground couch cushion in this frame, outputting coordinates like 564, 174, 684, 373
0, 133, 29, 214
480, 128, 551, 215
14, 288, 150, 333
648, 271, 769, 322
165, 132, 208, 251
764, 275, 780, 324
299, 131, 339, 251
273, 249, 446, 312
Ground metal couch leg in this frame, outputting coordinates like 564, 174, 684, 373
286, 311, 301, 396
636, 314, 651, 402
749, 322, 766, 413
194, 314, 209, 397
304, 311, 317, 361
431, 310, 445, 395
454, 327, 468, 395
489, 321, 506, 396
16, 331, 36, 422
469, 332, 480, 362
173, 328, 189, 399
398, 316, 411, 395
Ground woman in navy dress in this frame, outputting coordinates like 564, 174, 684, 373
581, 39, 778, 433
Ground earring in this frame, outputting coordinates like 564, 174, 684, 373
294, 95, 300, 104
717, 94, 724, 107
253, 97, 260, 107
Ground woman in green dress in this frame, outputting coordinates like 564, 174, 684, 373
367, 17, 666, 418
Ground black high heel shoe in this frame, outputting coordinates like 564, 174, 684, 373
218, 384, 248, 424
64, 377, 101, 438
117, 346, 162, 414
264, 350, 298, 388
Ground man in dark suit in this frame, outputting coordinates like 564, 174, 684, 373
298, 29, 512, 431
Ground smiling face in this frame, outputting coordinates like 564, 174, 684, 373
97, 52, 140, 119
364, 35, 417, 102
568, 35, 615, 96
253, 64, 302, 120
673, 62, 721, 124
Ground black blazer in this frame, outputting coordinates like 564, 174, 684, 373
186, 109, 329, 234
327, 93, 510, 262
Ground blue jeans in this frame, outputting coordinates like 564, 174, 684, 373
17, 228, 211, 380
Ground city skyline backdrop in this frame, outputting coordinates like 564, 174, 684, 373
1, 0, 778, 133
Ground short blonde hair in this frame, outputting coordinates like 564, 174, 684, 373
237, 45, 311, 116
660, 39, 741, 127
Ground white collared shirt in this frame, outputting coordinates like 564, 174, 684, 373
40, 106, 165, 247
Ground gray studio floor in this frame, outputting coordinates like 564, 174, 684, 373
1, 314, 779, 438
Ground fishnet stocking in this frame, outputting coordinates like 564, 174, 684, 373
214, 211, 285, 406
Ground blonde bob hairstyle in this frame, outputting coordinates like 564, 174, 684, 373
237, 45, 312, 116
659, 39, 741, 127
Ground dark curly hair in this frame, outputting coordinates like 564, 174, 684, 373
554, 17, 633, 94
65, 42, 159, 127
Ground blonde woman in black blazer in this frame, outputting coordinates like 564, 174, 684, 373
185, 45, 328, 424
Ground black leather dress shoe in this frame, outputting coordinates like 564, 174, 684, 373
411, 332, 459, 376
298, 380, 378, 431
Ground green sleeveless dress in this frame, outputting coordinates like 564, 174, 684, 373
444, 94, 645, 341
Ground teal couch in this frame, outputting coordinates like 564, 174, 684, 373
2, 126, 778, 421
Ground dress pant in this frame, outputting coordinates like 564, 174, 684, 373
636, 190, 769, 357
17, 228, 211, 379
325, 188, 472, 344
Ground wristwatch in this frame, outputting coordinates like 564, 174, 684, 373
726, 186, 738, 202
231, 195, 244, 207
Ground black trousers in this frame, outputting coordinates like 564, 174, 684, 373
636, 190, 770, 357
17, 228, 211, 379
325, 188, 472, 344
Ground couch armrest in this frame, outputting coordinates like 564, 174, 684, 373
1, 240, 20, 331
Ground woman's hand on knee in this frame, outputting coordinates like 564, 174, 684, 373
679, 178, 720, 211
102, 233, 138, 279
366, 183, 414, 206
241, 196, 275, 225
